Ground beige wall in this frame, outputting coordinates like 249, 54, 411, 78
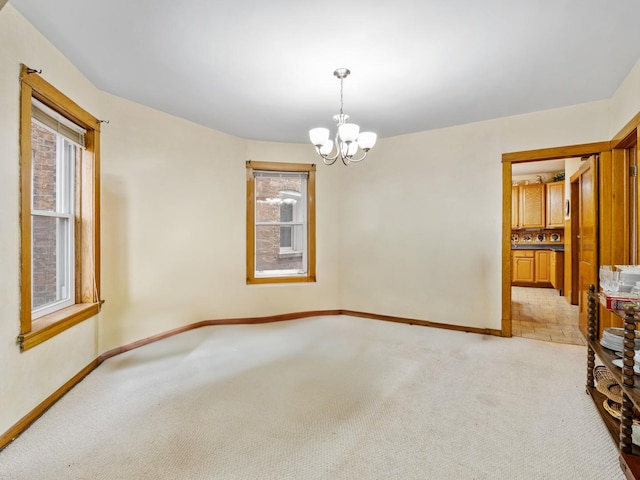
337, 104, 612, 329
610, 58, 640, 137
99, 109, 343, 351
0, 4, 103, 437
3, 2, 640, 440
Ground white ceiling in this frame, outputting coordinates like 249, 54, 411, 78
512, 159, 567, 176
9, 0, 640, 143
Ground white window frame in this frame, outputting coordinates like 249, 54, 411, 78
254, 174, 307, 277
277, 190, 304, 257
31, 133, 77, 319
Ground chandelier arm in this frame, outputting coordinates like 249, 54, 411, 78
315, 145, 340, 165
345, 150, 368, 163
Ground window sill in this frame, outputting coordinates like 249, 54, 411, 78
18, 302, 102, 351
277, 250, 303, 259
247, 276, 316, 285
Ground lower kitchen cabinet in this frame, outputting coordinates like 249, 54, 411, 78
535, 250, 551, 283
512, 249, 563, 289
512, 250, 535, 283
550, 251, 564, 294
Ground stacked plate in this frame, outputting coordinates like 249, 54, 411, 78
612, 356, 640, 375
616, 265, 640, 292
601, 327, 640, 352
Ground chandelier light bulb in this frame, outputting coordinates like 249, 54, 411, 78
308, 68, 377, 165
319, 140, 334, 155
309, 127, 330, 147
357, 132, 377, 151
338, 123, 360, 143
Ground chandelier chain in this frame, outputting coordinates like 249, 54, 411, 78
339, 77, 344, 115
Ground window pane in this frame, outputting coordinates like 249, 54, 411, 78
255, 176, 303, 223
31, 121, 59, 212
32, 215, 71, 310
256, 225, 305, 274
280, 225, 292, 248
280, 203, 293, 222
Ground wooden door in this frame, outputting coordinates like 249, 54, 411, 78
630, 145, 638, 264
535, 250, 551, 283
520, 184, 546, 228
568, 179, 580, 305
577, 156, 598, 336
545, 181, 565, 228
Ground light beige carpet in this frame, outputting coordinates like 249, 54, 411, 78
0, 315, 625, 479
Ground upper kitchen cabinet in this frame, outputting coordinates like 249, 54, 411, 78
511, 185, 520, 229
545, 180, 565, 228
512, 180, 565, 230
519, 183, 546, 228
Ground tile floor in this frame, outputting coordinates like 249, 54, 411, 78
511, 286, 586, 346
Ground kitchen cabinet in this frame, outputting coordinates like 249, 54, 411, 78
512, 182, 565, 230
511, 186, 520, 229
546, 181, 565, 228
535, 250, 551, 283
512, 250, 535, 283
550, 251, 564, 294
519, 183, 545, 229
512, 248, 563, 287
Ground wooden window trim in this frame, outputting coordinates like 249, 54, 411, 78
18, 65, 101, 351
246, 161, 316, 284
19, 303, 102, 351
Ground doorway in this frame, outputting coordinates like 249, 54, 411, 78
503, 120, 640, 346
501, 143, 611, 345
509, 158, 582, 345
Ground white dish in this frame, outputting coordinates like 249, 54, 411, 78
603, 328, 640, 341
601, 343, 626, 353
601, 340, 640, 352
612, 358, 640, 374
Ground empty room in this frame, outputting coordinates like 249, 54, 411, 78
3, 1, 640, 479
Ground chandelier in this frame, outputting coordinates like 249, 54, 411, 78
309, 68, 377, 166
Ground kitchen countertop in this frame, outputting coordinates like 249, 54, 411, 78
511, 244, 565, 251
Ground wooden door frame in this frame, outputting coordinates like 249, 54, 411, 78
501, 142, 610, 336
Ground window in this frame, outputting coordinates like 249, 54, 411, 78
279, 202, 294, 250
278, 190, 303, 255
18, 65, 101, 351
246, 161, 316, 284
31, 100, 82, 318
